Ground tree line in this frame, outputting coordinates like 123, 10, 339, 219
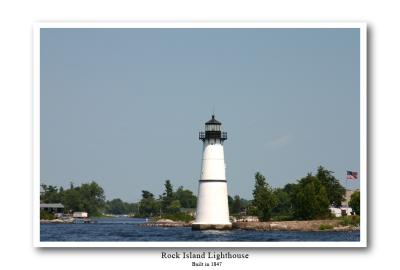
137, 180, 197, 221
40, 180, 197, 218
40, 165, 360, 221
250, 166, 360, 221
137, 180, 252, 220
41, 181, 106, 216
41, 181, 139, 216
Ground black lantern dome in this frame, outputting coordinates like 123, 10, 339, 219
205, 115, 221, 125
199, 115, 227, 142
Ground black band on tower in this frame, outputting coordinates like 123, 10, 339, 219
199, 179, 227, 183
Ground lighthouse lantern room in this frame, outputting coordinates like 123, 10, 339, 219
192, 115, 232, 230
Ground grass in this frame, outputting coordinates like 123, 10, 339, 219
319, 224, 334, 230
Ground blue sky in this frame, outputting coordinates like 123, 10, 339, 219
40, 28, 360, 202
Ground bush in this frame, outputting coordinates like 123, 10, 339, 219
40, 210, 55, 220
340, 215, 360, 226
271, 215, 294, 221
319, 224, 334, 230
349, 191, 360, 215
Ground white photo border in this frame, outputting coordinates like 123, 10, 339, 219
33, 22, 367, 248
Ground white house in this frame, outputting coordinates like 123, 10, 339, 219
329, 207, 353, 217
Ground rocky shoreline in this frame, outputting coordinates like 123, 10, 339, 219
42, 218, 359, 231
141, 219, 192, 227
232, 220, 359, 232
40, 218, 95, 224
143, 219, 359, 231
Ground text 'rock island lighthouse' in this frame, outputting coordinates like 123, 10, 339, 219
192, 115, 232, 230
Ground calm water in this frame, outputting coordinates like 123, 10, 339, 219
40, 217, 360, 242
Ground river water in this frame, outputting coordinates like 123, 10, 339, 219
40, 217, 360, 242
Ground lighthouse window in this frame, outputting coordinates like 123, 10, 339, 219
206, 124, 221, 131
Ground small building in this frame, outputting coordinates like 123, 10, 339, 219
40, 203, 64, 214
329, 206, 353, 217
73, 212, 88, 218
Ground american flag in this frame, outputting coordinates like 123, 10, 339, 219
346, 171, 358, 180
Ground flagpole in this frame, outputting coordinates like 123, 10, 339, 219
344, 172, 347, 207
346, 174, 348, 207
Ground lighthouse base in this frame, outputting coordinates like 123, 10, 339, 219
191, 223, 232, 231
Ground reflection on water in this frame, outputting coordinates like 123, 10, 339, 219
40, 217, 360, 242
199, 230, 232, 236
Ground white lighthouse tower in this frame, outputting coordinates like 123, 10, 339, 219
192, 115, 232, 230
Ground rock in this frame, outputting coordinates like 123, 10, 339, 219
142, 219, 191, 227
270, 223, 288, 231
50, 219, 64, 223
155, 219, 174, 223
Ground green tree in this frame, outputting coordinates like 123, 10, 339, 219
161, 180, 175, 213
291, 174, 330, 220
41, 184, 62, 203
78, 181, 106, 216
316, 166, 346, 207
174, 186, 197, 208
240, 198, 250, 215
252, 172, 277, 221
164, 180, 174, 198
228, 195, 233, 213
349, 190, 360, 215
272, 188, 292, 217
63, 187, 83, 213
52, 181, 106, 216
246, 204, 258, 216
283, 183, 297, 196
105, 198, 128, 215
141, 190, 154, 199
139, 190, 160, 217
232, 195, 242, 215
167, 199, 182, 214
127, 203, 138, 215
